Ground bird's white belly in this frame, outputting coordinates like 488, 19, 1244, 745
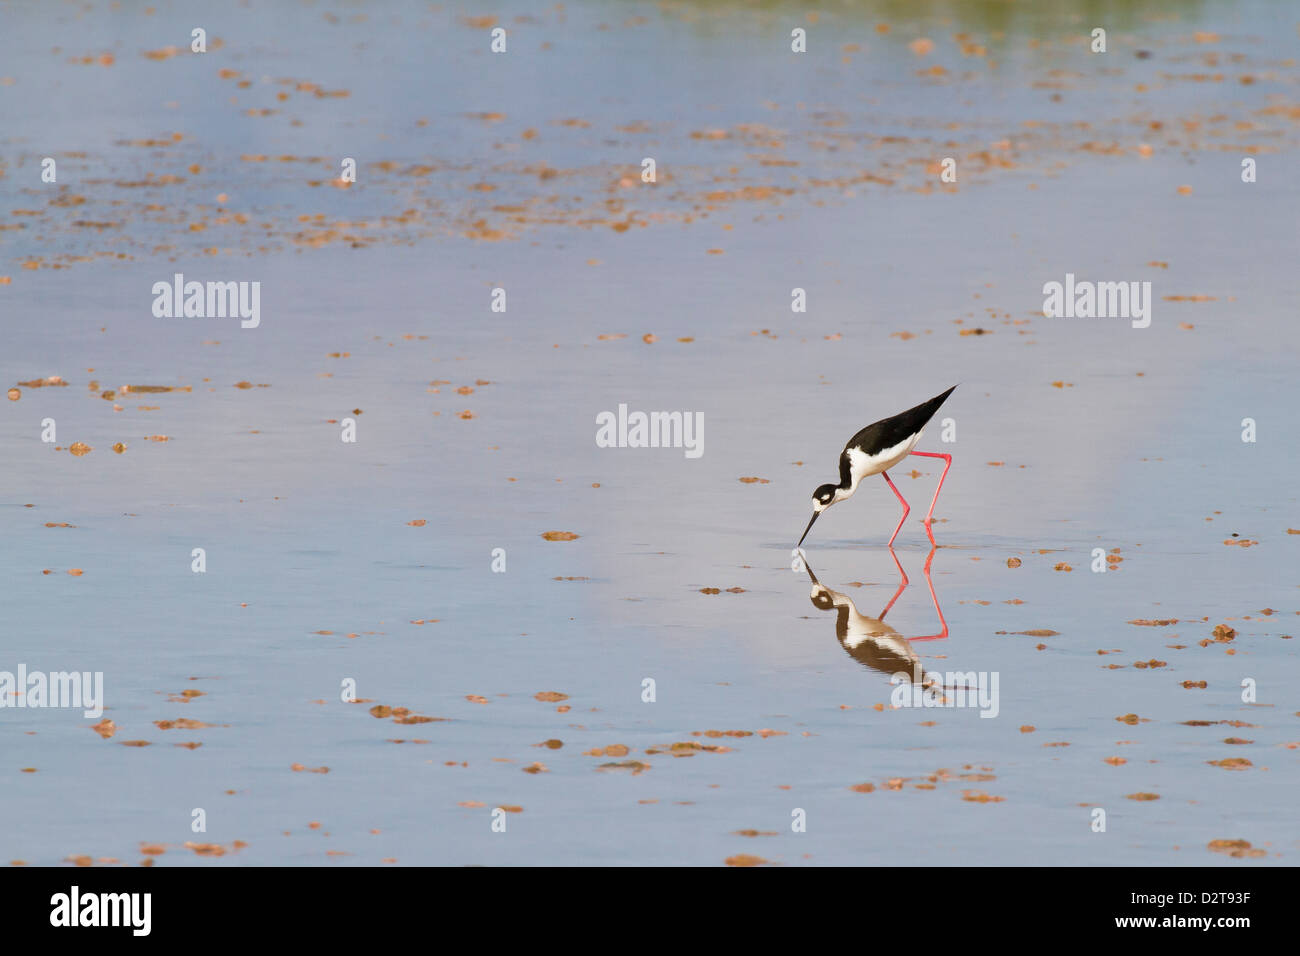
847, 432, 921, 487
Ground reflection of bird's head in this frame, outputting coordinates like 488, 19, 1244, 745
810, 583, 836, 611
802, 558, 836, 610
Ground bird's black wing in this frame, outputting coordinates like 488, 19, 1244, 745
844, 385, 956, 457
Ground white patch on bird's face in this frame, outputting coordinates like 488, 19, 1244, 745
846, 431, 923, 490
813, 486, 853, 511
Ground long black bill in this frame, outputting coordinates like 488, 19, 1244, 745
797, 511, 819, 548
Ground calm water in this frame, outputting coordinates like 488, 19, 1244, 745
1, 0, 1298, 866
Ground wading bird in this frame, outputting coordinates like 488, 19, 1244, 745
798, 386, 955, 548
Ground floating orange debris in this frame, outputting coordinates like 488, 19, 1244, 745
585, 744, 629, 757
18, 376, 66, 388
1207, 758, 1251, 770
1208, 840, 1265, 858
597, 761, 649, 775
153, 718, 209, 730
183, 842, 226, 856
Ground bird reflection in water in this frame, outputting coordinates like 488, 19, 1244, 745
802, 547, 948, 687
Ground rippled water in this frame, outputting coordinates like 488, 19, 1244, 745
2, 0, 1297, 866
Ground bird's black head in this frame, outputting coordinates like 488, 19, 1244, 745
811, 484, 838, 511
799, 485, 841, 547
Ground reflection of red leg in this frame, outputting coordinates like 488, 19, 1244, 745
909, 451, 952, 538
909, 546, 948, 642
882, 471, 909, 547
878, 545, 909, 619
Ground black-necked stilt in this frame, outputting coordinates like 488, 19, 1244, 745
803, 551, 948, 682
797, 386, 956, 549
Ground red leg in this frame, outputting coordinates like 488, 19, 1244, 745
908, 546, 949, 642
877, 545, 909, 619
881, 471, 909, 547
909, 451, 952, 537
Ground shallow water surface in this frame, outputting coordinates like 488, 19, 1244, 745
1, 0, 1298, 866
